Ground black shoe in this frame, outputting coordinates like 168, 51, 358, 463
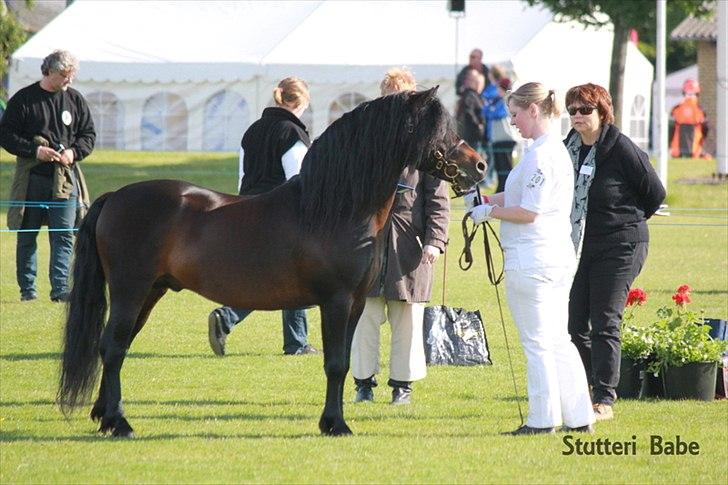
391, 386, 412, 405
51, 292, 69, 303
504, 425, 555, 436
21, 292, 38, 302
286, 344, 318, 356
561, 424, 595, 434
207, 309, 228, 356
354, 385, 374, 403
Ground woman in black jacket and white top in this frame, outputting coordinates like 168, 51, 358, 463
207, 77, 318, 357
564, 84, 666, 421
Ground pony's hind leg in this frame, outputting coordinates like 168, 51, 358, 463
91, 287, 167, 426
97, 285, 165, 438
318, 293, 355, 436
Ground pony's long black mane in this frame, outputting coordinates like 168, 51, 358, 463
298, 90, 454, 234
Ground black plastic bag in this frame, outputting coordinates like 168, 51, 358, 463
423, 305, 492, 366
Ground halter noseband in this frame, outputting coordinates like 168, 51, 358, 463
429, 140, 468, 196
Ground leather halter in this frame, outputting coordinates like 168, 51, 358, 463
427, 140, 468, 196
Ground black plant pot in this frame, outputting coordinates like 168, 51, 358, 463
663, 362, 717, 401
617, 357, 643, 399
639, 368, 664, 399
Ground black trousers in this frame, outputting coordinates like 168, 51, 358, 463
568, 241, 648, 406
492, 141, 515, 193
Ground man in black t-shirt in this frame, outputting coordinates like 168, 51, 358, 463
0, 49, 95, 302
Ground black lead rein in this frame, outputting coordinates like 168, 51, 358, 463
458, 204, 524, 426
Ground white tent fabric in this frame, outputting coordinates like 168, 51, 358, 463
8, 0, 654, 152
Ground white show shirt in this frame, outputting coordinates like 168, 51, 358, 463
500, 132, 576, 270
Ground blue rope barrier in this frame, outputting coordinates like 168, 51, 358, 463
0, 200, 81, 208
0, 228, 79, 233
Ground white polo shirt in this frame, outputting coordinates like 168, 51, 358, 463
500, 132, 576, 271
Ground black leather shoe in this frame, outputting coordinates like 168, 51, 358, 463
504, 425, 555, 436
354, 385, 374, 403
391, 386, 412, 405
21, 292, 38, 302
562, 424, 595, 434
51, 292, 69, 303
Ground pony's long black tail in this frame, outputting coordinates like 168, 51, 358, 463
58, 193, 111, 414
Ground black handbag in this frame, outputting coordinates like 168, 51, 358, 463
423, 246, 492, 366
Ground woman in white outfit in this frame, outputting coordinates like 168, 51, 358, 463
468, 82, 595, 435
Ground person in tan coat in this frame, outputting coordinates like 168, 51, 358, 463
350, 67, 451, 405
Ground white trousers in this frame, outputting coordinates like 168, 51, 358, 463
350, 297, 427, 383
505, 266, 595, 428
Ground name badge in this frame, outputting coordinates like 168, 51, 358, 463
579, 165, 594, 176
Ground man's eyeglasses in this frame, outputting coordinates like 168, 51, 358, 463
567, 106, 597, 116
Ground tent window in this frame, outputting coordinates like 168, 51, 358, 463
203, 90, 250, 151
266, 98, 314, 136
87, 91, 124, 149
141, 92, 188, 151
629, 95, 648, 151
328, 93, 367, 125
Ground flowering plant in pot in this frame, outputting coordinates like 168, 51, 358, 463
619, 288, 654, 398
646, 285, 728, 401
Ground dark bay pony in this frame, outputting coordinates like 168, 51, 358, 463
58, 87, 485, 437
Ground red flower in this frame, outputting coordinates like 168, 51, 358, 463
626, 288, 648, 307
676, 284, 691, 295
672, 291, 692, 307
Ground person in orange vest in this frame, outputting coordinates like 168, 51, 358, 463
670, 79, 711, 159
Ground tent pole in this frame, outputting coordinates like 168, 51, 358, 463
655, 0, 668, 191
717, 0, 728, 177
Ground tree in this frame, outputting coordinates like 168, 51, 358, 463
526, 0, 712, 129
0, 1, 31, 100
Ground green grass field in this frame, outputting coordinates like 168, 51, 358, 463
0, 150, 726, 483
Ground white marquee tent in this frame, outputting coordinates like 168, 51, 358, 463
8, 0, 654, 151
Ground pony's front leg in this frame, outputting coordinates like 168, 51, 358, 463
318, 293, 354, 436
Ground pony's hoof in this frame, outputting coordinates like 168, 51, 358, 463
90, 403, 105, 422
319, 417, 353, 436
112, 417, 135, 438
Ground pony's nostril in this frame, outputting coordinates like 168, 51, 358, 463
477, 162, 486, 172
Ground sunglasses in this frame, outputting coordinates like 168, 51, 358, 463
568, 106, 597, 116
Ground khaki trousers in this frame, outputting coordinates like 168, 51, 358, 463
350, 296, 427, 383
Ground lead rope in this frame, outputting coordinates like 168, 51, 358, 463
459, 189, 524, 426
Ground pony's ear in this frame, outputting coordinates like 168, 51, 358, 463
407, 86, 439, 110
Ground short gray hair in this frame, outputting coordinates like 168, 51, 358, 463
41, 50, 79, 76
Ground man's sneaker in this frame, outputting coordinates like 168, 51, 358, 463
593, 403, 614, 421
207, 309, 228, 356
504, 425, 555, 436
354, 385, 374, 403
561, 424, 595, 434
286, 344, 318, 356
20, 292, 38, 302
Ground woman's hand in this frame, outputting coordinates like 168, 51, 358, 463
421, 244, 440, 265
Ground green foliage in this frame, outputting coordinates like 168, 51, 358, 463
622, 323, 658, 362
648, 306, 728, 374
0, 7, 28, 99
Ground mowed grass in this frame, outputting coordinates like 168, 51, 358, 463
0, 150, 726, 484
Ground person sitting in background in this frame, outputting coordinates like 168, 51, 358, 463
207, 77, 317, 357
484, 74, 516, 193
350, 67, 450, 405
456, 69, 485, 151
564, 83, 665, 421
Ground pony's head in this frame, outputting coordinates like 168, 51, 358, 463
400, 87, 486, 196
299, 88, 485, 233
